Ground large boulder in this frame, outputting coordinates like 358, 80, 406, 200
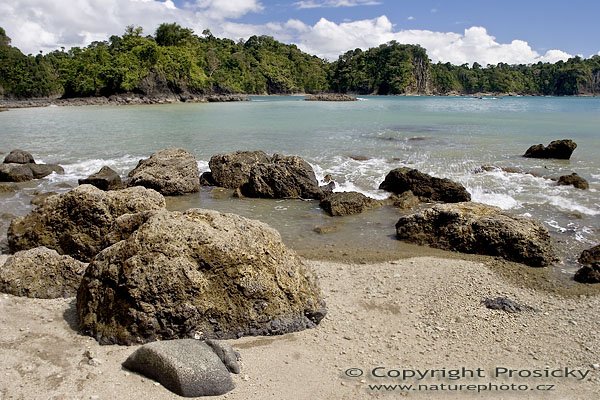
319, 191, 381, 216
123, 339, 235, 397
579, 244, 600, 265
208, 151, 270, 189
241, 154, 323, 199
523, 139, 577, 159
395, 202, 557, 267
0, 163, 63, 182
0, 164, 33, 182
8, 185, 166, 261
3, 149, 35, 164
128, 148, 200, 195
0, 247, 87, 298
77, 209, 326, 345
557, 173, 589, 190
379, 167, 471, 203
79, 166, 123, 191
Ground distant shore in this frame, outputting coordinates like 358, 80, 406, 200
1, 92, 598, 109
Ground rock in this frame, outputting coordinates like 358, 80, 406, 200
523, 139, 577, 159
8, 185, 166, 261
320, 181, 335, 196
579, 245, 600, 265
30, 192, 58, 207
313, 224, 338, 234
199, 171, 217, 186
79, 166, 123, 191
574, 263, 600, 284
122, 339, 234, 397
319, 191, 381, 216
482, 297, 535, 313
305, 94, 357, 101
379, 168, 471, 203
395, 202, 557, 267
128, 148, 200, 195
208, 151, 270, 189
77, 209, 326, 345
205, 339, 241, 374
0, 163, 34, 182
0, 247, 87, 298
0, 182, 18, 193
387, 191, 420, 209
3, 149, 35, 164
28, 163, 64, 179
475, 165, 523, 174
557, 173, 589, 190
241, 154, 323, 199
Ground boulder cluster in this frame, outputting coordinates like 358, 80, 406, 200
0, 149, 64, 182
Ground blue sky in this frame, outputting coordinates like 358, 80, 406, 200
1, 0, 598, 65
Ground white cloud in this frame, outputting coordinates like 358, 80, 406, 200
290, 17, 573, 65
407, 16, 415, 21
294, 0, 381, 9
0, 2, 574, 66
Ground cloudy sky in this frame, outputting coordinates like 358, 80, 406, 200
1, 0, 598, 65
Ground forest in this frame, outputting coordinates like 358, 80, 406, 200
1, 24, 599, 99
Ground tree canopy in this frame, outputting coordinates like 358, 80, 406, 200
1, 23, 599, 99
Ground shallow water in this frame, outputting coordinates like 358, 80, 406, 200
0, 96, 598, 274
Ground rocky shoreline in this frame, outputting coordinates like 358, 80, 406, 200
0, 93, 249, 109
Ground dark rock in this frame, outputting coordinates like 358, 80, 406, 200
475, 165, 523, 174
28, 163, 64, 179
313, 224, 338, 234
8, 185, 165, 261
319, 181, 335, 195
208, 151, 270, 189
379, 167, 471, 203
122, 339, 234, 397
557, 173, 588, 190
199, 171, 217, 186
205, 339, 241, 374
0, 163, 34, 182
241, 154, 323, 199
319, 191, 381, 216
0, 247, 87, 298
348, 155, 370, 161
77, 209, 326, 345
395, 202, 557, 267
523, 139, 577, 159
79, 166, 123, 191
574, 263, 600, 284
305, 94, 357, 101
3, 149, 35, 164
482, 297, 535, 313
579, 244, 600, 265
128, 148, 200, 195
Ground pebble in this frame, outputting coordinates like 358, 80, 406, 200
592, 364, 600, 370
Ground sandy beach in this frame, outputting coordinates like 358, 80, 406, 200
1, 255, 598, 400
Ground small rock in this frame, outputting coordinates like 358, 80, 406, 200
482, 297, 535, 313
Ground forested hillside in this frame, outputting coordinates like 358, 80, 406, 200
1, 24, 599, 99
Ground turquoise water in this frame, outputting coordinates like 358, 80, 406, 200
1, 96, 599, 272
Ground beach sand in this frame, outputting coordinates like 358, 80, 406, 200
1, 255, 599, 400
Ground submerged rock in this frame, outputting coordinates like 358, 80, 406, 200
395, 202, 557, 267
77, 209, 326, 345
557, 173, 589, 190
305, 93, 357, 101
523, 139, 577, 159
319, 191, 381, 216
79, 166, 123, 191
123, 339, 235, 397
3, 149, 35, 164
387, 191, 420, 209
8, 185, 165, 261
128, 148, 200, 195
379, 167, 471, 203
0, 247, 87, 298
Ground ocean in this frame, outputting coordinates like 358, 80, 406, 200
1, 95, 598, 274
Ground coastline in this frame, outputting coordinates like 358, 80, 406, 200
1, 256, 598, 399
